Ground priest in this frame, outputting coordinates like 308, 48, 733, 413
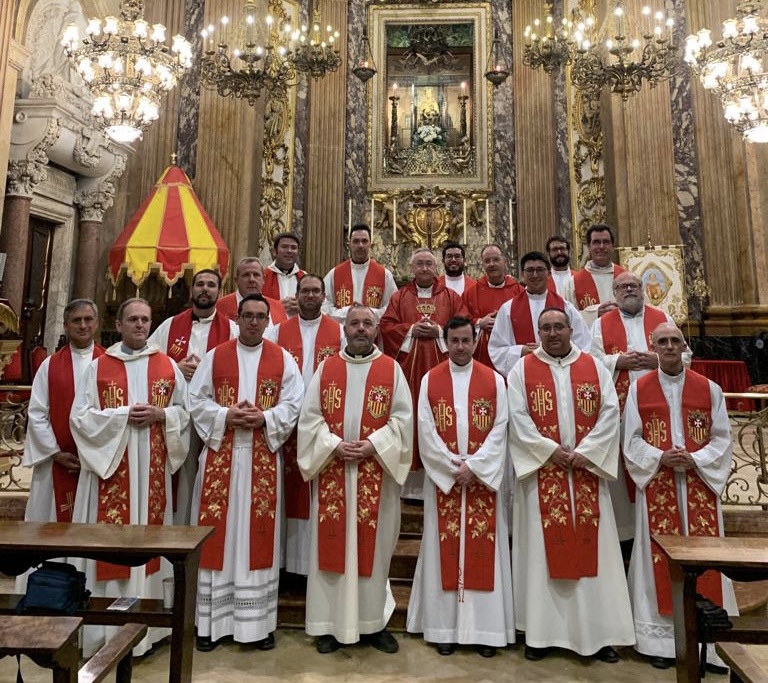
407, 317, 514, 658
216, 257, 288, 325
507, 307, 634, 663
297, 304, 412, 654
189, 293, 303, 652
70, 298, 190, 657
262, 232, 304, 316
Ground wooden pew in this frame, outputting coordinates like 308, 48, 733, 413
724, 510, 768, 616
715, 642, 768, 683
79, 622, 147, 683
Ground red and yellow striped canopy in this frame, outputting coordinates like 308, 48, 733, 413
108, 165, 229, 287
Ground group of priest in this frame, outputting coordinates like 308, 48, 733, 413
18, 222, 735, 672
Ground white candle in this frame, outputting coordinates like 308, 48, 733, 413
485, 199, 490, 242
370, 198, 375, 240
393, 198, 397, 242
348, 198, 352, 236
508, 198, 513, 242
463, 199, 467, 244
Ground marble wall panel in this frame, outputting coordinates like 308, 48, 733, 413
176, 0, 206, 179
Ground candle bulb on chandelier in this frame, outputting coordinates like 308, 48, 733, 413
641, 6, 651, 37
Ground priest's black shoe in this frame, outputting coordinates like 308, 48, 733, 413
477, 645, 496, 658
593, 646, 619, 663
650, 656, 674, 669
436, 643, 456, 656
253, 632, 275, 651
705, 662, 729, 675
195, 635, 218, 652
524, 645, 550, 661
365, 630, 399, 654
316, 635, 341, 654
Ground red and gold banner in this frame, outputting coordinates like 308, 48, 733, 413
332, 259, 386, 309
317, 354, 395, 576
509, 289, 565, 346
95, 352, 175, 581
524, 354, 602, 579
197, 339, 285, 571
427, 360, 498, 591
637, 369, 723, 615
49, 344, 105, 522
572, 264, 625, 310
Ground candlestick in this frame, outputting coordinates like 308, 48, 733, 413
485, 199, 490, 242
463, 199, 467, 244
348, 198, 352, 237
393, 198, 397, 242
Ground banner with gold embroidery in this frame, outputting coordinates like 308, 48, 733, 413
317, 354, 395, 576
49, 344, 105, 522
637, 369, 723, 615
197, 339, 285, 571
524, 354, 601, 579
95, 352, 175, 581
426, 360, 498, 591
572, 265, 626, 310
333, 260, 386, 309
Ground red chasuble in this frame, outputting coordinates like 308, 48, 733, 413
637, 369, 723, 615
509, 289, 565, 345
277, 316, 342, 520
165, 309, 232, 362
332, 259, 387, 308
95, 352, 175, 580
572, 264, 626, 310
197, 339, 285, 571
524, 353, 602, 580
262, 267, 305, 300
216, 292, 288, 324
380, 280, 468, 470
599, 305, 668, 412
48, 344, 105, 522
426, 361, 497, 591
317, 354, 395, 577
462, 276, 523, 368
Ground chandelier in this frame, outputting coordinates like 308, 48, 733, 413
484, 29, 510, 88
199, 0, 341, 105
61, 0, 192, 144
685, 1, 768, 143
352, 27, 377, 83
523, 0, 679, 101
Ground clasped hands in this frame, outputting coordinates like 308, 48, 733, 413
616, 351, 658, 372
178, 353, 201, 381
128, 403, 166, 426
411, 318, 440, 339
52, 451, 80, 473
660, 446, 695, 471
334, 439, 376, 462
551, 446, 590, 470
225, 400, 266, 430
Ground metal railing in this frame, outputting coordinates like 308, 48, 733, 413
0, 386, 30, 492
722, 393, 768, 508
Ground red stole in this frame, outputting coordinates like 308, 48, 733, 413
524, 353, 602, 579
426, 361, 497, 592
262, 267, 305, 300
48, 344, 105, 522
197, 339, 285, 571
600, 306, 668, 412
317, 354, 394, 577
509, 289, 565, 345
277, 316, 342, 520
332, 259, 386, 308
572, 264, 625, 309
95, 352, 175, 581
165, 309, 232, 362
637, 370, 724, 615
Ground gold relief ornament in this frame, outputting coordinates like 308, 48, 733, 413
529, 383, 553, 419
575, 383, 599, 417
101, 381, 125, 409
322, 381, 343, 415
687, 410, 711, 446
258, 379, 279, 410
168, 336, 187, 358
367, 385, 391, 420
471, 398, 494, 432
432, 397, 454, 433
316, 347, 337, 364
217, 379, 236, 407
151, 378, 173, 408
644, 413, 669, 449
415, 301, 437, 320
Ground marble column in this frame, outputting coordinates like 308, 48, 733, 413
0, 194, 33, 316
73, 219, 101, 301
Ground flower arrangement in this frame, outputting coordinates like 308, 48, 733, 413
415, 124, 445, 144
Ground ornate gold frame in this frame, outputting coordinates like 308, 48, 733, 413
367, 3, 493, 193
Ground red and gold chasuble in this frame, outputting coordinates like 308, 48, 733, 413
600, 305, 668, 412
278, 316, 342, 520
332, 260, 386, 308
95, 352, 175, 581
165, 309, 232, 362
426, 361, 498, 592
262, 267, 305, 300
572, 264, 625, 310
637, 369, 723, 615
524, 353, 602, 580
317, 354, 395, 577
509, 289, 565, 345
48, 344, 105, 522
197, 339, 285, 571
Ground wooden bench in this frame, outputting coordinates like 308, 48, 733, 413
79, 622, 147, 683
715, 642, 768, 683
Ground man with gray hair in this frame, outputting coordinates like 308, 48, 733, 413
21, 298, 104, 524
216, 256, 288, 325
381, 248, 468, 498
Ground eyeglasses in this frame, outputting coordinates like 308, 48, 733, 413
523, 267, 548, 275
615, 283, 641, 292
239, 313, 269, 322
539, 323, 569, 333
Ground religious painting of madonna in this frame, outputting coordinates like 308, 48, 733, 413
367, 4, 493, 193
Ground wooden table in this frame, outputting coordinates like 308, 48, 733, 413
654, 534, 768, 683
0, 522, 212, 683
0, 615, 82, 683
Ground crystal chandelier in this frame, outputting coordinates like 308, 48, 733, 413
199, 0, 341, 106
523, 3, 574, 75
685, 1, 768, 143
61, 0, 192, 144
